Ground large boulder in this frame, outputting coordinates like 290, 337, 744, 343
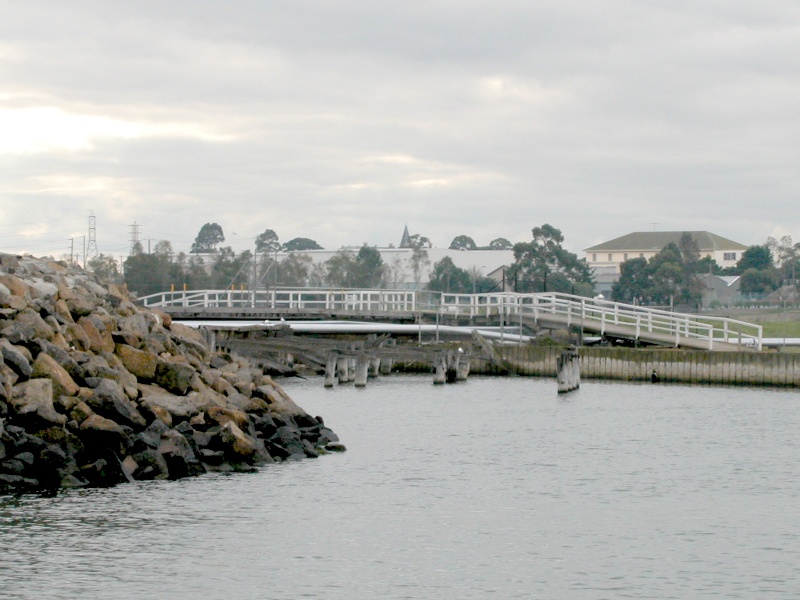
86, 379, 146, 429
31, 353, 80, 399
0, 339, 32, 378
115, 344, 158, 380
157, 429, 201, 478
155, 359, 196, 395
9, 379, 66, 427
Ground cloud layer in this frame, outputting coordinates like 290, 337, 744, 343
2, 1, 799, 260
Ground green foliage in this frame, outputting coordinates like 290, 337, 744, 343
324, 246, 385, 287
611, 240, 708, 306
353, 245, 384, 287
427, 257, 472, 293
488, 237, 513, 250
449, 235, 477, 251
190, 223, 225, 253
123, 252, 182, 297
278, 254, 313, 286
282, 237, 323, 251
508, 224, 594, 294
87, 254, 121, 283
740, 267, 780, 294
737, 245, 773, 272
211, 247, 252, 288
255, 229, 280, 253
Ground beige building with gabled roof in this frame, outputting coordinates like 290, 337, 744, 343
584, 231, 750, 294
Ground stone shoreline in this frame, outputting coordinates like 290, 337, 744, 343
0, 253, 344, 493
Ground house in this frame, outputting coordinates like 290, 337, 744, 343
584, 231, 750, 294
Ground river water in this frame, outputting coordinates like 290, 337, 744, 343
1, 376, 799, 599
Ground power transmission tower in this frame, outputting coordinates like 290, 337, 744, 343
129, 222, 142, 254
87, 213, 98, 261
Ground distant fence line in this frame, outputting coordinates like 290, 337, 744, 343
490, 345, 800, 387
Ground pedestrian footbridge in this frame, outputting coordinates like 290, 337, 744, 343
138, 288, 763, 351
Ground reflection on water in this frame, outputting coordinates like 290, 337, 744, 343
2, 376, 799, 599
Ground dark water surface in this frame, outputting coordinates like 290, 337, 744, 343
2, 376, 799, 599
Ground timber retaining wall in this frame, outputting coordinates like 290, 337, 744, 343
491, 346, 800, 387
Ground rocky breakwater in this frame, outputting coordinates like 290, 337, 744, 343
0, 253, 344, 492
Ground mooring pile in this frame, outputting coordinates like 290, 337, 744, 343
0, 253, 343, 493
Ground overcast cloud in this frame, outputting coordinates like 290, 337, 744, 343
2, 0, 799, 260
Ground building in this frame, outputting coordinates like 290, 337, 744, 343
584, 231, 750, 294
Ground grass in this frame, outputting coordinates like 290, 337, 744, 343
706, 308, 800, 339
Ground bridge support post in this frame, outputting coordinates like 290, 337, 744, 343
433, 353, 447, 384
557, 345, 580, 393
379, 358, 393, 375
456, 356, 470, 381
337, 356, 350, 383
369, 357, 381, 378
355, 355, 370, 387
324, 353, 338, 388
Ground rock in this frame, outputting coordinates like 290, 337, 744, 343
9, 379, 67, 427
131, 448, 170, 480
77, 316, 111, 353
115, 344, 158, 380
65, 322, 92, 351
15, 308, 55, 341
31, 353, 80, 399
139, 385, 206, 421
253, 378, 308, 417
155, 359, 195, 395
86, 379, 146, 429
158, 429, 201, 479
0, 339, 32, 377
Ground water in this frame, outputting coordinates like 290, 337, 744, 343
2, 376, 799, 599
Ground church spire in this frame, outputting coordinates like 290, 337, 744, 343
400, 224, 411, 248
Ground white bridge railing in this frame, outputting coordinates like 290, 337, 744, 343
138, 288, 762, 350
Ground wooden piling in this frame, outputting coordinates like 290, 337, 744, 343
433, 353, 447, 384
324, 353, 338, 388
354, 355, 370, 387
557, 346, 580, 393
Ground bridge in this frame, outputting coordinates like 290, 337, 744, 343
138, 288, 763, 351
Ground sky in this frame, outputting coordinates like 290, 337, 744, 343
2, 1, 799, 262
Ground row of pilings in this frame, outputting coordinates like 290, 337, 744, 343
324, 349, 470, 387
490, 345, 800, 387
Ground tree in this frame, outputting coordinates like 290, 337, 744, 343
737, 245, 773, 272
509, 224, 594, 295
255, 229, 280, 253
87, 254, 121, 283
488, 237, 513, 250
282, 237, 323, 251
153, 240, 173, 256
449, 235, 477, 251
210, 247, 251, 289
123, 252, 181, 297
190, 223, 225, 253
740, 268, 780, 294
427, 257, 472, 293
407, 234, 431, 249
406, 233, 431, 288
611, 257, 650, 303
325, 250, 356, 287
352, 245, 385, 287
611, 241, 706, 306
279, 254, 313, 286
